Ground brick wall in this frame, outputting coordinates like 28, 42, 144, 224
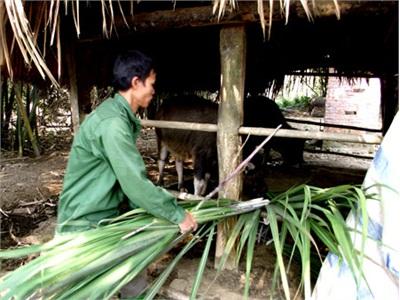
325, 77, 382, 133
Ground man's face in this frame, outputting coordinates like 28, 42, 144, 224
133, 70, 156, 109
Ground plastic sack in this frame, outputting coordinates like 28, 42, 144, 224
312, 112, 400, 300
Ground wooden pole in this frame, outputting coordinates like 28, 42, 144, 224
284, 118, 382, 133
237, 127, 382, 144
140, 119, 382, 144
215, 25, 246, 270
65, 41, 80, 134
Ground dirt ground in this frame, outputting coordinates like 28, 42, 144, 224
0, 126, 375, 299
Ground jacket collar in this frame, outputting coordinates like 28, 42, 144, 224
114, 93, 141, 130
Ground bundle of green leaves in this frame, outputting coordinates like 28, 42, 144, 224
0, 184, 376, 300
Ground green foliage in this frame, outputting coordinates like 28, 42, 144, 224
0, 198, 268, 299
277, 95, 312, 110
1, 81, 72, 155
1, 80, 41, 155
0, 185, 377, 300
266, 184, 374, 300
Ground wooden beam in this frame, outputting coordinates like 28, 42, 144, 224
215, 25, 246, 270
238, 127, 382, 144
285, 118, 382, 133
141, 119, 218, 132
113, 3, 260, 32
108, 2, 396, 34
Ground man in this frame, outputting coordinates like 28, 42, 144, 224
57, 50, 197, 297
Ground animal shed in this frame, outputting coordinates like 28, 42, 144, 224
63, 1, 398, 128
2, 0, 398, 268
59, 2, 397, 186
2, 2, 397, 126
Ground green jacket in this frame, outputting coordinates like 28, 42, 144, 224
57, 94, 185, 233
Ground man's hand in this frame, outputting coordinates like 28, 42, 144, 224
178, 212, 198, 233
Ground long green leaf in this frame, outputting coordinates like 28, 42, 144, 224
236, 210, 261, 265
189, 223, 216, 300
142, 225, 212, 300
243, 211, 259, 299
0, 186, 375, 300
267, 208, 291, 300
43, 230, 174, 296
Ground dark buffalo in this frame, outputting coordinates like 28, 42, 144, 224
155, 95, 217, 195
155, 95, 304, 195
243, 96, 304, 166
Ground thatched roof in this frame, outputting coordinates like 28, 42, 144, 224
0, 0, 398, 93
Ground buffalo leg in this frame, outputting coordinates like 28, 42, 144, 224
193, 154, 210, 196
157, 145, 169, 186
175, 159, 185, 191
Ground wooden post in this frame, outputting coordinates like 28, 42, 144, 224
65, 41, 80, 134
380, 75, 399, 135
215, 25, 246, 270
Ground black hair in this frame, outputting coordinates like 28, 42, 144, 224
112, 50, 154, 91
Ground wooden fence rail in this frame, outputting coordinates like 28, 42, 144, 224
140, 119, 382, 144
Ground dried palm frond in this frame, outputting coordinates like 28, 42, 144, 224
2, 0, 130, 85
70, 0, 80, 37
0, 1, 12, 77
3, 0, 58, 86
2, 0, 341, 85
212, 0, 340, 38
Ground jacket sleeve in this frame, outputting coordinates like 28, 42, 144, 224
100, 118, 185, 224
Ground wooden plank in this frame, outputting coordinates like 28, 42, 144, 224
215, 25, 246, 270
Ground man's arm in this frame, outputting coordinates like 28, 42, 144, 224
101, 118, 196, 230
